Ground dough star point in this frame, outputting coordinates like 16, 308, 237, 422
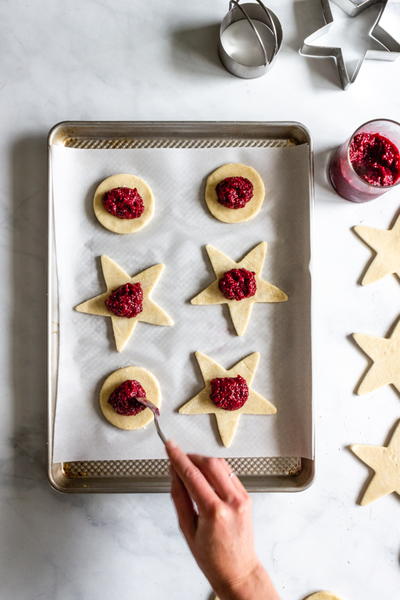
350, 420, 400, 506
75, 256, 173, 352
179, 351, 276, 447
191, 242, 288, 336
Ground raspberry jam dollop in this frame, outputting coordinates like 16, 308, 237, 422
216, 176, 254, 209
105, 282, 143, 318
108, 379, 146, 416
350, 133, 400, 187
210, 375, 249, 411
219, 268, 257, 301
103, 187, 145, 219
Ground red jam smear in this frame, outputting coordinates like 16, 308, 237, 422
210, 375, 249, 411
103, 187, 145, 219
350, 133, 400, 187
108, 379, 146, 416
105, 282, 143, 318
216, 176, 254, 209
219, 268, 257, 301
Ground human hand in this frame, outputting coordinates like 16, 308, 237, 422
166, 440, 280, 600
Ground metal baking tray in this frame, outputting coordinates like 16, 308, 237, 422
48, 121, 314, 493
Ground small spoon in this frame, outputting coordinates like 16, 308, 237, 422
135, 397, 167, 445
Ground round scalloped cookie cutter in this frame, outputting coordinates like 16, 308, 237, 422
218, 0, 283, 78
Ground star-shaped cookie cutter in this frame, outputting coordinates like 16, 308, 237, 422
300, 0, 400, 89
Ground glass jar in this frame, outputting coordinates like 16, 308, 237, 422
329, 119, 400, 203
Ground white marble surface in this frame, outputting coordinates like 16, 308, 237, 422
0, 1, 399, 598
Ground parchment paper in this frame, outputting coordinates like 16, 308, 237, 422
51, 143, 313, 462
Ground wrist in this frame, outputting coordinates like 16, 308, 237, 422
216, 561, 280, 600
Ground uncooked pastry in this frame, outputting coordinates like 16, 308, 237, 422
350, 420, 400, 506
304, 593, 344, 600
179, 351, 277, 447
353, 315, 400, 394
93, 173, 154, 234
205, 163, 265, 223
75, 255, 173, 352
191, 242, 288, 336
354, 213, 400, 285
100, 366, 161, 430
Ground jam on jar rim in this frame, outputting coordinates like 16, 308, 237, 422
345, 118, 400, 190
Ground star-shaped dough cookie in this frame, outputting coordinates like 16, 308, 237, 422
191, 242, 288, 336
75, 255, 173, 352
179, 351, 277, 447
354, 214, 400, 285
350, 420, 400, 506
353, 316, 400, 395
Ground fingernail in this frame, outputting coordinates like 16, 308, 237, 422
166, 439, 177, 449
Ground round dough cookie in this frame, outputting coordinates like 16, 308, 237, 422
93, 173, 154, 234
100, 366, 161, 430
304, 593, 344, 600
205, 163, 265, 223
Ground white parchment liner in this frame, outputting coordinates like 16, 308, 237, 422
51, 144, 312, 462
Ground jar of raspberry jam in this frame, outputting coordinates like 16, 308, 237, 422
329, 119, 400, 203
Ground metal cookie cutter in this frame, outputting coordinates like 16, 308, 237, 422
218, 0, 283, 78
300, 0, 400, 90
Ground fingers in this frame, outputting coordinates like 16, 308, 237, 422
216, 457, 249, 496
169, 466, 197, 541
166, 440, 219, 514
188, 454, 243, 502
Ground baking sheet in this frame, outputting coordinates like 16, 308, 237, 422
51, 143, 312, 462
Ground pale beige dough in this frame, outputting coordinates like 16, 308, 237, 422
205, 163, 265, 223
100, 366, 161, 430
191, 242, 288, 336
179, 351, 276, 447
350, 419, 400, 506
93, 173, 154, 234
75, 255, 173, 352
353, 316, 400, 395
354, 213, 400, 285
304, 593, 344, 600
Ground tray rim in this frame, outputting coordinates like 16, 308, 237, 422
47, 120, 315, 494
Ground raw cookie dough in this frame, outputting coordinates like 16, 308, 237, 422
205, 163, 265, 223
354, 212, 400, 285
75, 255, 173, 352
304, 593, 344, 600
353, 315, 400, 394
191, 242, 288, 336
93, 173, 154, 234
350, 420, 400, 506
100, 366, 161, 430
179, 351, 277, 447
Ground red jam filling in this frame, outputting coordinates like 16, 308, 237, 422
210, 375, 249, 411
219, 268, 257, 301
103, 187, 145, 219
216, 176, 254, 209
105, 282, 143, 318
350, 133, 400, 187
108, 379, 146, 416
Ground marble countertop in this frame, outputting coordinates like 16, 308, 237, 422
1, 1, 399, 598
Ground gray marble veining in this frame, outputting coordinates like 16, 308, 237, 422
1, 1, 400, 599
